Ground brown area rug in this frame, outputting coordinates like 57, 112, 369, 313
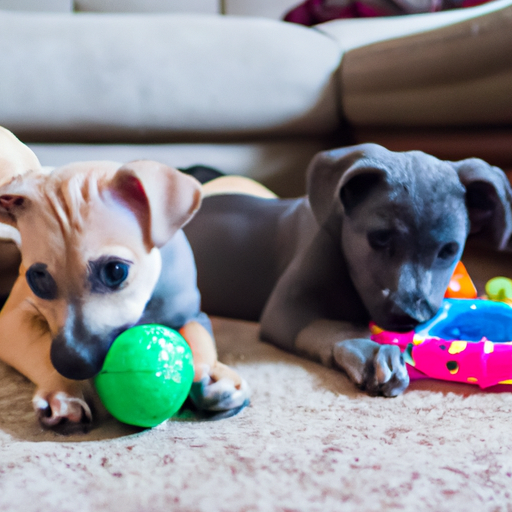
1, 247, 512, 511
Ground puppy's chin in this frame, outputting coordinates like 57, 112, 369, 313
373, 315, 420, 333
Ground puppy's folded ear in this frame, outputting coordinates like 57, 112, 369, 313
0, 175, 37, 245
109, 160, 202, 248
306, 143, 391, 229
0, 193, 25, 228
452, 158, 512, 250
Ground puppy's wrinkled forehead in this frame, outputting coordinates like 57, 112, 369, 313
374, 151, 465, 201
356, 152, 469, 236
13, 162, 138, 268
364, 153, 465, 213
36, 162, 121, 234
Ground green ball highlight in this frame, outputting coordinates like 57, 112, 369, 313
94, 324, 194, 428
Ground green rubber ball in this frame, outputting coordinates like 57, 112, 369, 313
94, 324, 194, 428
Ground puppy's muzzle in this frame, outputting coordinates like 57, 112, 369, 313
50, 331, 117, 380
382, 296, 437, 332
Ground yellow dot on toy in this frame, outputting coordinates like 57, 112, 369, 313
412, 334, 425, 345
467, 377, 478, 383
484, 341, 494, 354
446, 361, 459, 375
448, 341, 467, 354
370, 324, 383, 335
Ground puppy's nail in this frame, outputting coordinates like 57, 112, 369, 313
33, 391, 93, 430
375, 363, 392, 384
382, 288, 390, 298
32, 396, 49, 411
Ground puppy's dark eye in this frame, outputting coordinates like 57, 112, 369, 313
100, 261, 129, 289
26, 263, 57, 300
438, 242, 459, 261
367, 230, 393, 250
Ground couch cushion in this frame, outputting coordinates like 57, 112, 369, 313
331, 0, 512, 126
0, 13, 342, 142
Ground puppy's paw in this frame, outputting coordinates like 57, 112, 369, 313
334, 340, 409, 397
189, 363, 250, 412
33, 391, 93, 434
364, 344, 409, 397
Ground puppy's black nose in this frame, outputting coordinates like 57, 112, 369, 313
384, 297, 436, 331
50, 332, 109, 380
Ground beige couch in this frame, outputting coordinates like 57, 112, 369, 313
0, 0, 510, 296
0, 0, 510, 197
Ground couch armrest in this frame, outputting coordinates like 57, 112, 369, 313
333, 0, 512, 127
316, 0, 512, 51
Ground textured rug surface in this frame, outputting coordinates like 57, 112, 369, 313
2, 305, 512, 512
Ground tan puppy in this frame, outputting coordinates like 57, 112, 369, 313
0, 129, 248, 432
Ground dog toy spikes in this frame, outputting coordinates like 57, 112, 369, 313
485, 277, 512, 304
94, 324, 194, 428
444, 261, 477, 299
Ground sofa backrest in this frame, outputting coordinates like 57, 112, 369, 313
0, 11, 342, 143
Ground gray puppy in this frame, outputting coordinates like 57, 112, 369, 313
185, 144, 512, 396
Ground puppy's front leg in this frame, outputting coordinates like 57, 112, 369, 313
260, 230, 409, 397
296, 320, 409, 397
179, 321, 249, 411
0, 278, 92, 432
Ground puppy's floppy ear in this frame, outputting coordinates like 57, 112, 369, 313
451, 158, 512, 249
109, 160, 202, 248
0, 175, 38, 245
0, 194, 25, 228
0, 174, 36, 226
307, 143, 390, 228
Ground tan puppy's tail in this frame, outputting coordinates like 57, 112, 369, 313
202, 175, 277, 199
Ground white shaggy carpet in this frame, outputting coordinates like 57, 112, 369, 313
2, 323, 512, 511
1, 247, 512, 512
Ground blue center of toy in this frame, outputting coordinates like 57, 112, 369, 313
416, 299, 512, 342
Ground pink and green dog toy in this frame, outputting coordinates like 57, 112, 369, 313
371, 262, 512, 389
